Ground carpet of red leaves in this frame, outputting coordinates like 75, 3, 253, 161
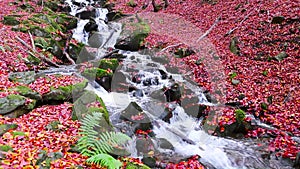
0, 0, 299, 168
111, 0, 300, 161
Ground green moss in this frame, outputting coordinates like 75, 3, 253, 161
25, 99, 36, 110
126, 162, 151, 169
0, 145, 13, 152
93, 58, 119, 71
235, 109, 246, 123
81, 68, 113, 80
2, 15, 21, 25
12, 131, 26, 138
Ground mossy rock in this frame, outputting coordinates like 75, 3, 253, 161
0, 94, 26, 115
72, 90, 111, 127
2, 15, 21, 26
43, 79, 87, 102
115, 19, 150, 51
81, 67, 113, 80
8, 71, 36, 84
235, 109, 246, 123
0, 124, 18, 136
37, 0, 60, 12
8, 86, 42, 101
68, 42, 85, 61
92, 58, 119, 71
125, 162, 151, 169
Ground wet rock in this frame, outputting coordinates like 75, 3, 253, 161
142, 157, 156, 168
9, 71, 36, 84
159, 69, 168, 79
120, 102, 152, 131
108, 53, 127, 61
271, 16, 285, 24
88, 32, 109, 48
136, 137, 155, 156
96, 76, 111, 91
158, 108, 173, 123
76, 46, 97, 63
115, 18, 150, 51
0, 124, 18, 136
164, 82, 182, 102
75, 8, 97, 19
157, 138, 174, 150
143, 77, 159, 86
84, 19, 98, 33
149, 90, 166, 102
132, 73, 145, 84
133, 89, 144, 97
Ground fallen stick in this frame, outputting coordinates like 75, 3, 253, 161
197, 15, 221, 42
224, 4, 262, 37
16, 36, 60, 68
160, 43, 183, 53
63, 35, 76, 65
28, 31, 36, 51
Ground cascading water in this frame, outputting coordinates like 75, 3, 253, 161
61, 1, 295, 168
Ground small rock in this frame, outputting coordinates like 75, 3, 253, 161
164, 82, 182, 102
271, 16, 285, 24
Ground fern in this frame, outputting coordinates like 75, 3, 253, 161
77, 112, 131, 168
86, 154, 123, 169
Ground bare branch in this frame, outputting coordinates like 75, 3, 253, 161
16, 36, 60, 68
28, 31, 36, 51
160, 43, 183, 53
197, 15, 221, 42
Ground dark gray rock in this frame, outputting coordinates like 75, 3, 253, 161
120, 102, 152, 131
164, 82, 182, 102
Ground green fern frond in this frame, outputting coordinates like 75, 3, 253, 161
86, 154, 123, 169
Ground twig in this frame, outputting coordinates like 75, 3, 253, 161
160, 43, 183, 53
197, 15, 221, 42
63, 36, 76, 65
16, 36, 60, 68
28, 31, 36, 51
63, 50, 76, 65
224, 6, 258, 37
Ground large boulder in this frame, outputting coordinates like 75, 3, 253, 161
0, 94, 36, 118
8, 71, 36, 84
115, 17, 150, 51
42, 79, 87, 102
72, 90, 111, 128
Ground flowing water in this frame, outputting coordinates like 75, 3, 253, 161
54, 1, 296, 168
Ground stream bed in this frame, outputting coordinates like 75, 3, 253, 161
49, 0, 296, 168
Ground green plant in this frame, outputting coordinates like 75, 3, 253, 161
127, 0, 137, 7
77, 112, 131, 169
235, 109, 246, 123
